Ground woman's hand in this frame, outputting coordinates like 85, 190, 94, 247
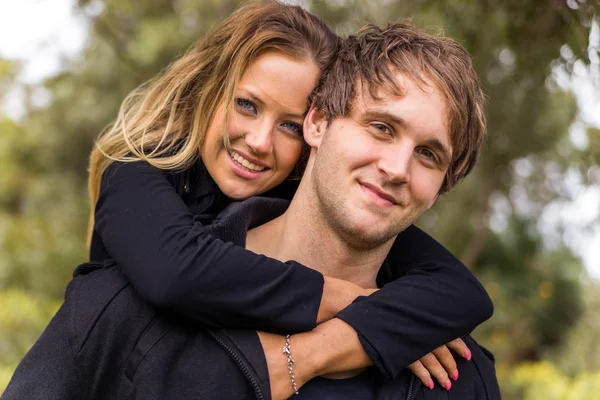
256, 318, 373, 400
407, 338, 472, 391
260, 292, 472, 398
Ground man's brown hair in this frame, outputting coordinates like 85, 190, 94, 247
312, 21, 486, 193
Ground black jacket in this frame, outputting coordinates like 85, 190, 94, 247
90, 161, 494, 379
2, 198, 500, 400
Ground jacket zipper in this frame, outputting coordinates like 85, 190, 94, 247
405, 375, 415, 400
206, 329, 265, 400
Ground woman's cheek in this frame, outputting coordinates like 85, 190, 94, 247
276, 142, 303, 179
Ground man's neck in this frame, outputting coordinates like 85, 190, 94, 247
246, 181, 393, 289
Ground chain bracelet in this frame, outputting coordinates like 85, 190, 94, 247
283, 334, 299, 395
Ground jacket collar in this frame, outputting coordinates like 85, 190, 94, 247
203, 197, 289, 247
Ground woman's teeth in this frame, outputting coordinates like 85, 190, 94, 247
229, 150, 266, 172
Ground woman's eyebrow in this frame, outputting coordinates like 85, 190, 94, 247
238, 88, 307, 119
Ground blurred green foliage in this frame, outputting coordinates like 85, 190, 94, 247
0, 288, 61, 391
501, 361, 600, 399
1, 0, 599, 396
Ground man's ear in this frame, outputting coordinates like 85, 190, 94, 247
303, 105, 328, 148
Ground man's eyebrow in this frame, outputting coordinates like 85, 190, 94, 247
238, 88, 307, 119
363, 110, 409, 130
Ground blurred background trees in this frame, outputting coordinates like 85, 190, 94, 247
1, 0, 599, 397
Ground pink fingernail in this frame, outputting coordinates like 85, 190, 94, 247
465, 348, 472, 361
445, 381, 452, 391
428, 379, 434, 390
452, 370, 459, 381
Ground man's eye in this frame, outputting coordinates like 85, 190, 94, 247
417, 148, 438, 162
281, 121, 303, 137
369, 123, 393, 138
235, 98, 257, 114
372, 123, 390, 133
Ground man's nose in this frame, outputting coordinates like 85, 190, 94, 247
378, 145, 411, 184
244, 120, 274, 155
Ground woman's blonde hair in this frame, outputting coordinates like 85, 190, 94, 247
87, 0, 339, 242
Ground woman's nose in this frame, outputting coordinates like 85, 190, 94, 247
243, 121, 274, 154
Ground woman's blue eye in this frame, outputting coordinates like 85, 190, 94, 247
235, 98, 256, 113
282, 121, 303, 136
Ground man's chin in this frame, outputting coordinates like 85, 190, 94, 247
338, 223, 396, 249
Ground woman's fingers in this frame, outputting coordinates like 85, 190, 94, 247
420, 351, 453, 390
431, 345, 458, 378
446, 337, 472, 360
408, 339, 472, 391
407, 360, 434, 390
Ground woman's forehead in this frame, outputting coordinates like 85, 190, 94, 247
238, 51, 320, 114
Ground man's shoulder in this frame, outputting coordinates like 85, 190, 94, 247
64, 263, 155, 352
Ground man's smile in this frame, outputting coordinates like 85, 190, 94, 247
358, 181, 398, 208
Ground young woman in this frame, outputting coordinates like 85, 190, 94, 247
87, 0, 492, 392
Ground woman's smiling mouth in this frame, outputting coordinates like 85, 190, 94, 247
228, 149, 268, 172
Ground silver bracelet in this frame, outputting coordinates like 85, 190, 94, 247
282, 334, 299, 395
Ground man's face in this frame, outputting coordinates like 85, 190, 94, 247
306, 73, 452, 248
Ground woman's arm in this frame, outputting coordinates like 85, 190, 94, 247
335, 225, 494, 380
259, 321, 493, 400
93, 161, 362, 332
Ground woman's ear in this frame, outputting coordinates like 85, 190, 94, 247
303, 105, 328, 148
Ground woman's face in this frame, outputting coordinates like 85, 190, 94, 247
202, 50, 320, 200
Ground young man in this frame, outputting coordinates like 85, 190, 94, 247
250, 23, 496, 399
2, 22, 499, 400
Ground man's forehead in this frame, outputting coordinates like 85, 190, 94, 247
352, 72, 438, 106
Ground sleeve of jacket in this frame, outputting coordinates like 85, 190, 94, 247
93, 161, 323, 331
0, 306, 83, 400
335, 224, 494, 381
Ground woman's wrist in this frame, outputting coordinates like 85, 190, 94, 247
290, 317, 373, 382
317, 278, 366, 323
